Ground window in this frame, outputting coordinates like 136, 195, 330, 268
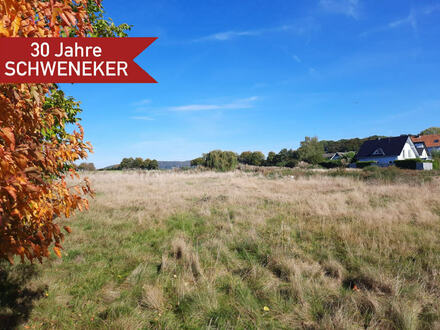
435, 139, 439, 143
372, 148, 385, 156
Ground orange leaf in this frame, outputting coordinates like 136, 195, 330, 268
4, 186, 17, 201
1, 127, 15, 150
53, 247, 62, 258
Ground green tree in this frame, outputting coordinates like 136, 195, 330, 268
298, 137, 324, 165
149, 159, 159, 170
238, 151, 253, 164
420, 127, 440, 135
238, 151, 265, 166
120, 157, 134, 169
191, 157, 205, 167
133, 157, 144, 169
249, 152, 265, 166
272, 149, 299, 167
142, 158, 151, 169
265, 152, 277, 166
204, 150, 238, 171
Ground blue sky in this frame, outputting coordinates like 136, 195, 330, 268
61, 0, 440, 167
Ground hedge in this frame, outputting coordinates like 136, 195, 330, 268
320, 160, 343, 169
356, 161, 377, 169
394, 159, 423, 170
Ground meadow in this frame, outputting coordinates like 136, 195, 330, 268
1, 169, 440, 329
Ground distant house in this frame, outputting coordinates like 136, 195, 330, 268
323, 152, 351, 160
411, 135, 440, 154
356, 135, 421, 167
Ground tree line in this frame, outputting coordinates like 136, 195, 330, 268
119, 157, 159, 170
191, 137, 337, 171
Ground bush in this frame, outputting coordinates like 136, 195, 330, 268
433, 159, 439, 170
191, 157, 205, 167
284, 159, 299, 168
356, 161, 378, 169
204, 150, 238, 171
319, 160, 343, 169
394, 159, 422, 170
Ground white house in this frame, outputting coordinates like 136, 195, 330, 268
356, 135, 422, 167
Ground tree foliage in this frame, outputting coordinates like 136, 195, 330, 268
238, 151, 265, 166
265, 149, 299, 167
119, 157, 159, 170
420, 127, 440, 136
320, 136, 384, 153
202, 150, 238, 172
190, 157, 205, 167
0, 0, 131, 263
297, 137, 324, 165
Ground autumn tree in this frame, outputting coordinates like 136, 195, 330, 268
0, 0, 129, 263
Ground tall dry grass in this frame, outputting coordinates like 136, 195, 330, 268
3, 170, 440, 329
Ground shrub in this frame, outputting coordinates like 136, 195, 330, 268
394, 159, 423, 170
433, 159, 439, 170
191, 157, 205, 167
284, 159, 299, 168
320, 160, 343, 169
204, 150, 238, 172
356, 161, 378, 169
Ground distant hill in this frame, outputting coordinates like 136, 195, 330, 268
100, 161, 191, 171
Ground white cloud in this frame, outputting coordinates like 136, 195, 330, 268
200, 30, 261, 41
169, 96, 259, 112
360, 5, 440, 37
194, 21, 319, 42
319, 0, 360, 19
292, 55, 302, 63
130, 116, 154, 121
388, 9, 417, 31
132, 99, 151, 106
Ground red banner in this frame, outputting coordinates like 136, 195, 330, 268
0, 38, 157, 83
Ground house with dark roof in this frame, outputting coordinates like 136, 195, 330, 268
356, 135, 421, 167
323, 152, 352, 161
411, 135, 440, 154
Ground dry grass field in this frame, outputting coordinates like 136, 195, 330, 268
2, 169, 440, 329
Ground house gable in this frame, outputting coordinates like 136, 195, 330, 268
356, 135, 409, 159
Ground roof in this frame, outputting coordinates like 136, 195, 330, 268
323, 153, 336, 159
416, 147, 426, 155
356, 135, 409, 158
323, 152, 353, 159
411, 135, 440, 148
